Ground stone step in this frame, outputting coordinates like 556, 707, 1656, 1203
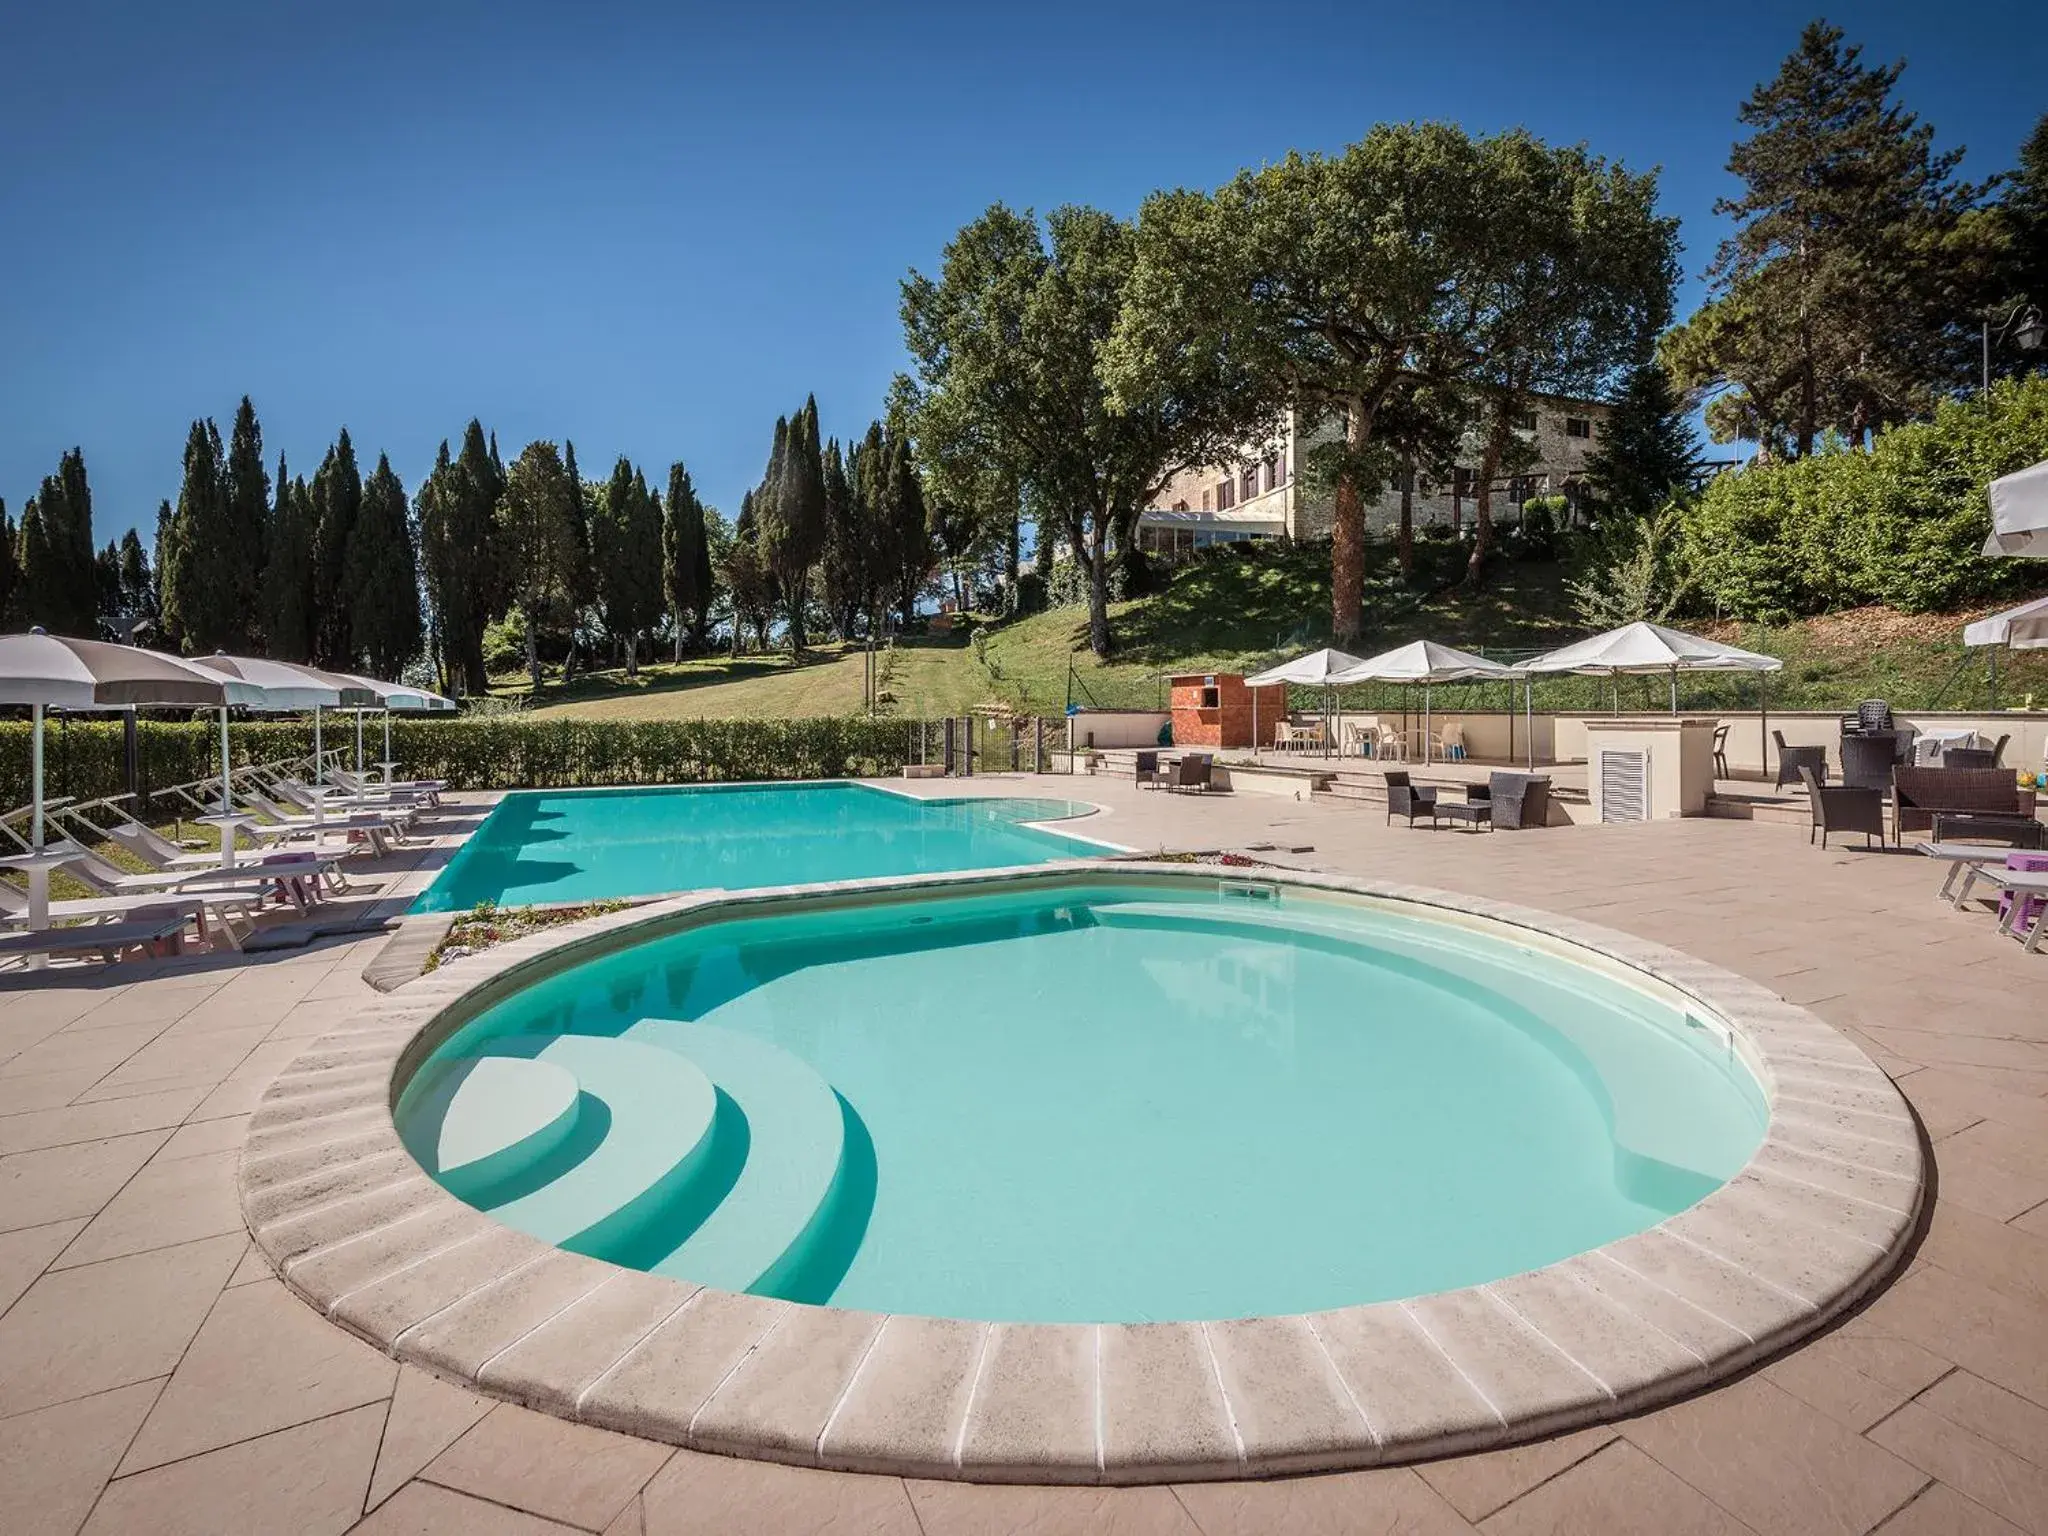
635, 1020, 849, 1295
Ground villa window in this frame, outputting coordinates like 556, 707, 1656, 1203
1217, 480, 1235, 510
1265, 453, 1283, 490
1566, 416, 1592, 439
1241, 468, 1258, 501
1201, 489, 1213, 512
1453, 467, 1478, 497
1172, 500, 1188, 512
1513, 409, 1537, 431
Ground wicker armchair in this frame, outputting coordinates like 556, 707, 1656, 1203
1167, 754, 1212, 793
1773, 730, 1827, 791
1488, 772, 1553, 830
1839, 733, 1898, 792
1802, 767, 1885, 850
1384, 771, 1438, 827
1133, 750, 1163, 789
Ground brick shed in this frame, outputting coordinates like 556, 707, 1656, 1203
1168, 673, 1286, 749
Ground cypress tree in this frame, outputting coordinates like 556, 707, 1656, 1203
662, 462, 711, 658
592, 457, 663, 674
116, 529, 153, 620
94, 541, 122, 633
223, 396, 270, 646
151, 500, 180, 651
265, 474, 317, 662
160, 419, 237, 651
420, 420, 507, 697
17, 450, 97, 634
310, 430, 363, 668
559, 440, 595, 678
0, 500, 17, 627
499, 441, 580, 689
884, 430, 931, 629
818, 438, 862, 640
347, 453, 423, 677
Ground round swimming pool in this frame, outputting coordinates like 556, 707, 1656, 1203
395, 873, 1769, 1324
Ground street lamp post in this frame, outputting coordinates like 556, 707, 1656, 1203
1983, 302, 2046, 391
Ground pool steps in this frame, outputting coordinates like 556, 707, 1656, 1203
404, 1023, 851, 1298
635, 1020, 848, 1293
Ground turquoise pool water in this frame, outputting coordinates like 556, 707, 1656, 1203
410, 783, 1104, 912
397, 876, 1768, 1323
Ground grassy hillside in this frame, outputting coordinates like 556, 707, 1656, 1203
512, 538, 2048, 720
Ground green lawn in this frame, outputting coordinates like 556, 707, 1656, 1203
506, 538, 2048, 720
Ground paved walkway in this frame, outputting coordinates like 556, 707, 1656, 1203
1, 776, 2044, 1534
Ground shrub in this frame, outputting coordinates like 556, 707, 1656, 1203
0, 715, 950, 812
1682, 375, 2048, 619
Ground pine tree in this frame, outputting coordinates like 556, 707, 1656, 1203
342, 454, 422, 678
310, 430, 363, 668
662, 462, 711, 658
1998, 112, 2048, 373
0, 500, 17, 627
264, 472, 317, 662
1666, 22, 2002, 452
18, 449, 98, 634
223, 396, 270, 644
1583, 360, 1702, 519
159, 418, 238, 651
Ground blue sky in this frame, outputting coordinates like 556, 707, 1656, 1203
2, 0, 2039, 550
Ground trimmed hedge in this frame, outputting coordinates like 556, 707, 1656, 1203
1682, 375, 2048, 620
0, 715, 940, 813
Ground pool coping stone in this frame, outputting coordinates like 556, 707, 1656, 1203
238, 860, 1925, 1485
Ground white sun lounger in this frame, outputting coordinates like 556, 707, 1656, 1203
1993, 872, 2048, 953
1917, 842, 2035, 906
0, 910, 195, 965
0, 883, 257, 951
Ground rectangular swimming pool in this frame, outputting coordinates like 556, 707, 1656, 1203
410, 782, 1111, 913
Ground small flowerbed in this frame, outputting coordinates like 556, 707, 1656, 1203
426, 898, 632, 970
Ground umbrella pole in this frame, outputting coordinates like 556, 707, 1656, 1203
30, 703, 44, 853
219, 707, 232, 816
384, 711, 393, 778
314, 706, 323, 784
1425, 685, 1432, 765
26, 703, 49, 963
1525, 676, 1534, 770
354, 711, 364, 776
1760, 673, 1770, 786
1670, 664, 1678, 715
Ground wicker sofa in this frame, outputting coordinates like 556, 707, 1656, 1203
1891, 767, 2040, 843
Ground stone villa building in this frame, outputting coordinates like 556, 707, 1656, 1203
1138, 394, 1615, 554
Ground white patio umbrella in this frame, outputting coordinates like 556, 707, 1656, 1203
1983, 459, 2048, 559
1964, 595, 2048, 651
0, 630, 260, 954
1244, 648, 1364, 758
335, 674, 456, 776
1524, 621, 1783, 775
1329, 640, 1525, 764
1962, 594, 2048, 708
189, 655, 378, 800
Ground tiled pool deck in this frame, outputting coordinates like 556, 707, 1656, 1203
2, 776, 2045, 1533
